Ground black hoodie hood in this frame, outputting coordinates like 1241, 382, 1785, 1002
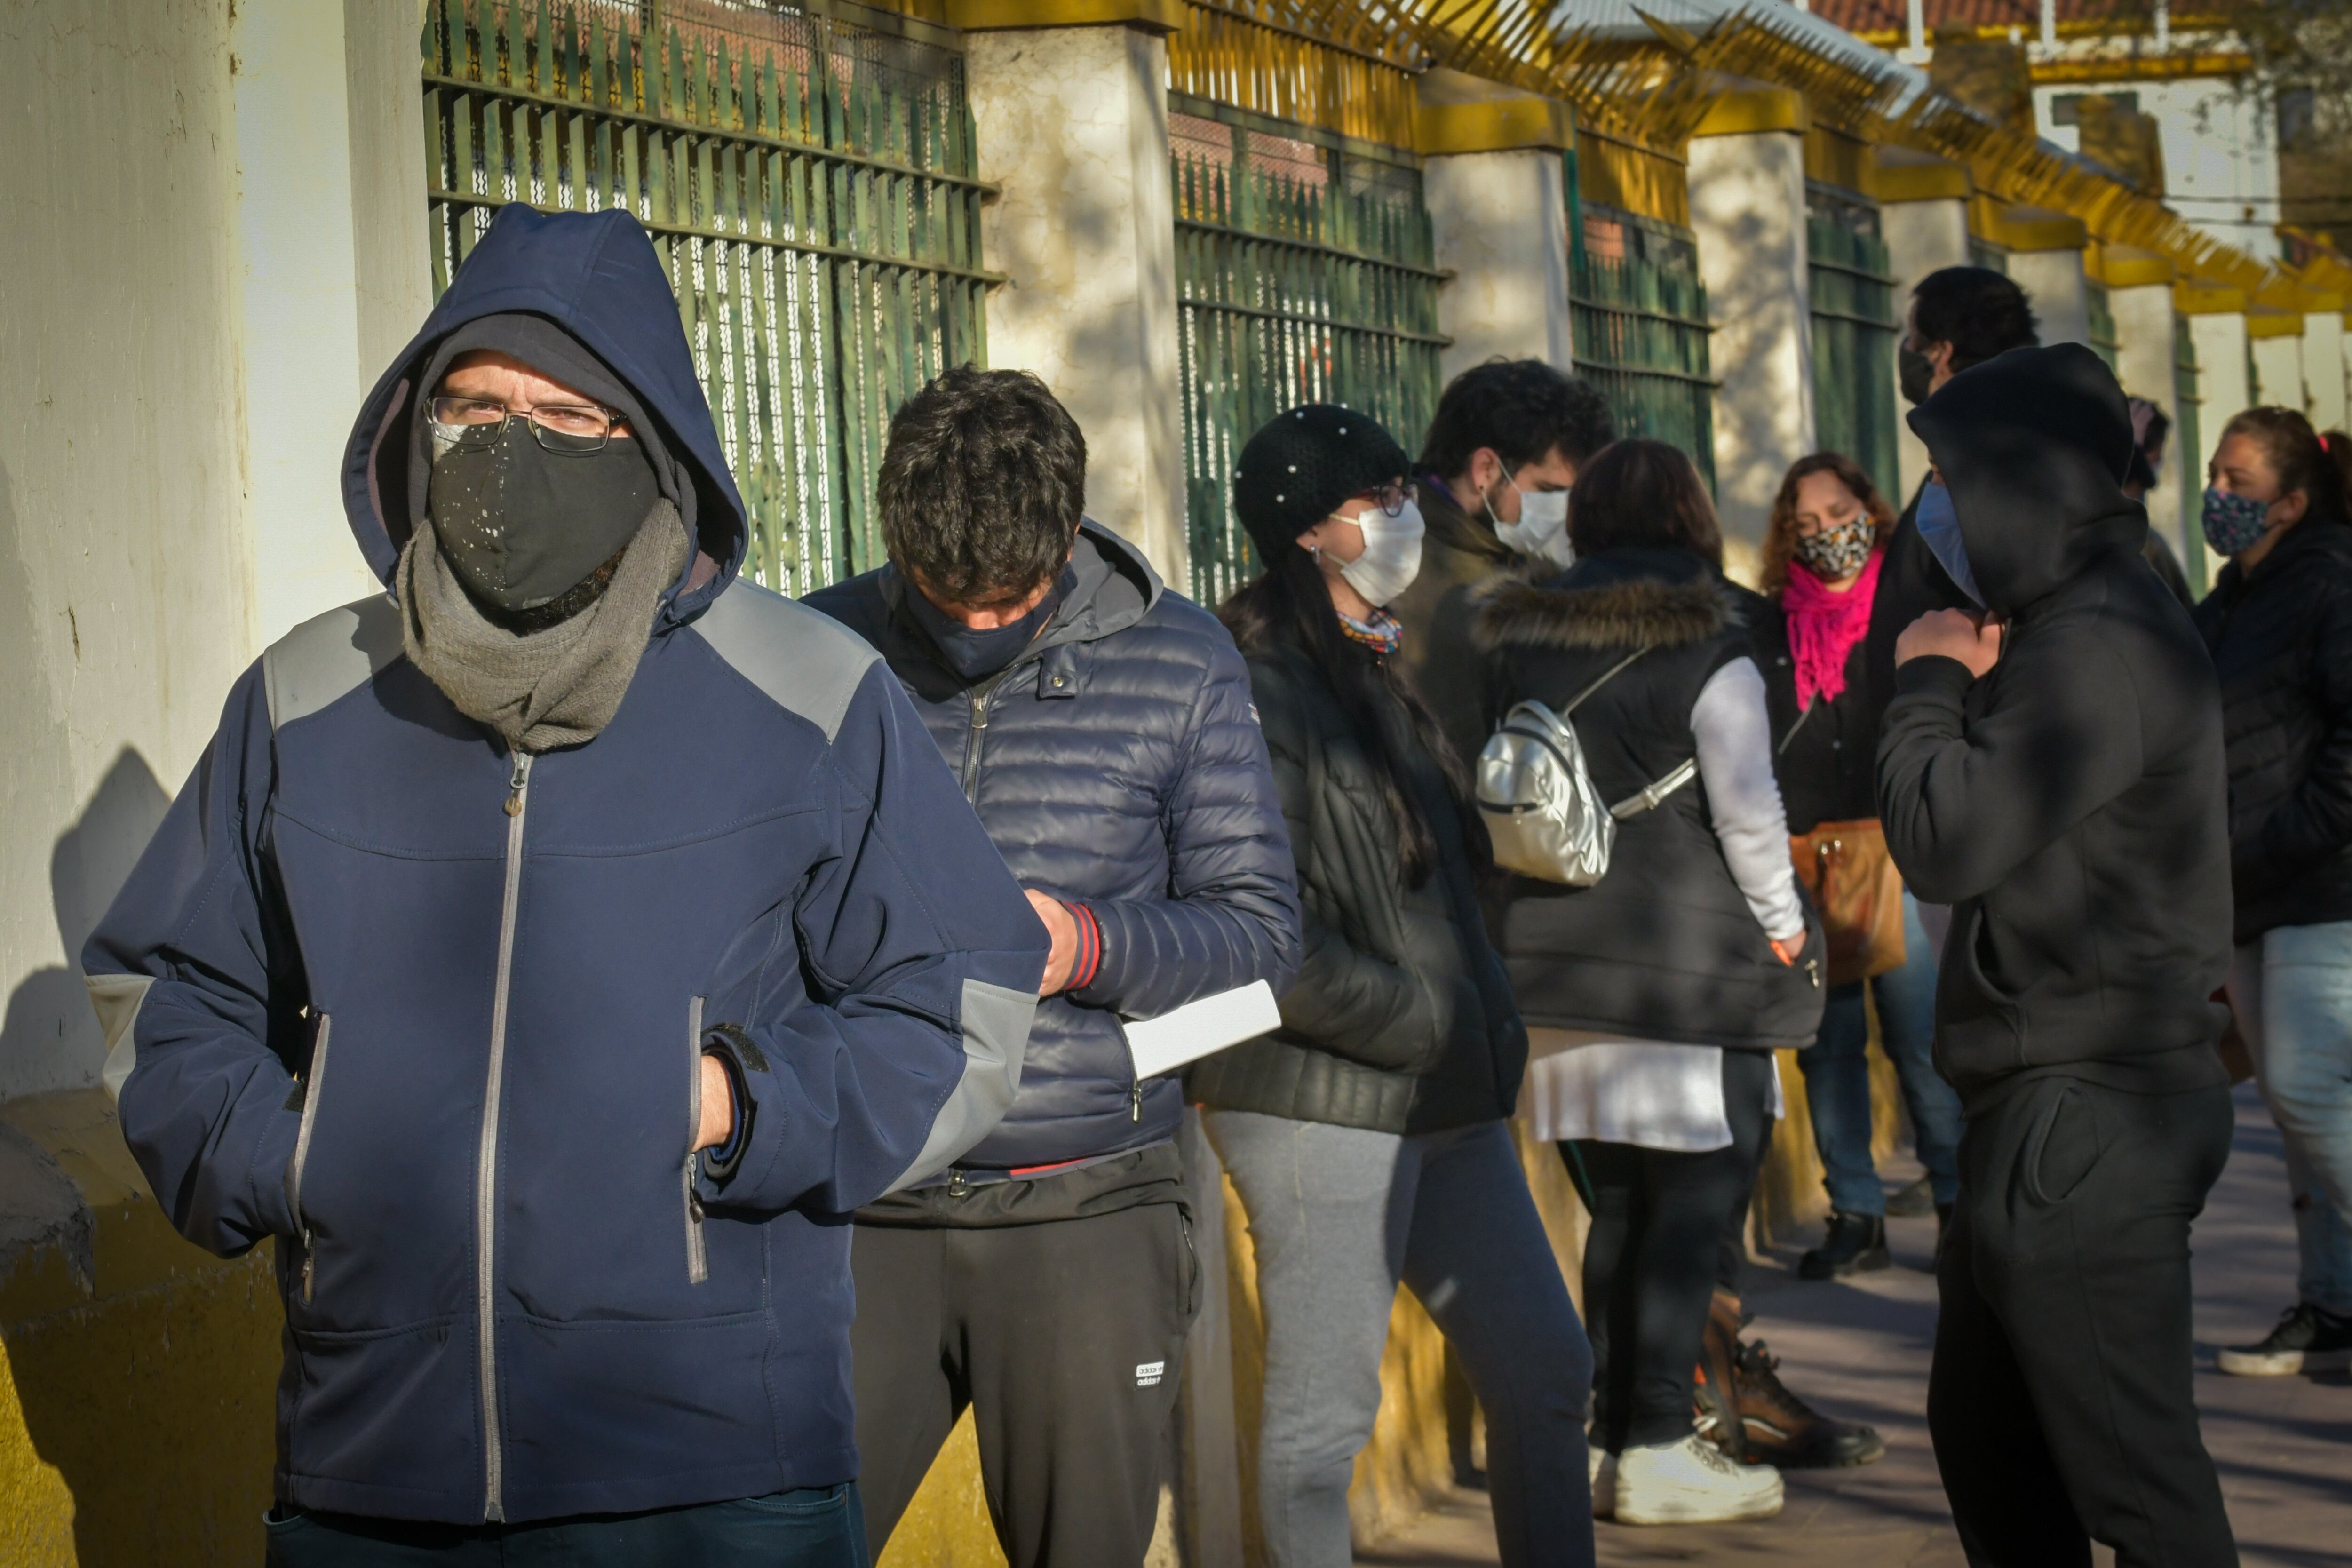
1908, 342, 2145, 615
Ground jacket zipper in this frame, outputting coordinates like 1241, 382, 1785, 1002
477, 750, 531, 1522
683, 995, 707, 1285
960, 679, 995, 800
288, 1012, 333, 1303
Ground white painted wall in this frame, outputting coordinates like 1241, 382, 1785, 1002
2189, 310, 2252, 584
966, 26, 1187, 589
1424, 148, 1575, 379
2010, 248, 2090, 348
2252, 333, 2308, 414
1882, 196, 1970, 503
2034, 78, 2280, 262
0, 1, 435, 1104
0, 2, 252, 1102
1690, 129, 1815, 554
2109, 281, 2189, 567
2303, 314, 2346, 430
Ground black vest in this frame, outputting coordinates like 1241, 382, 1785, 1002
1472, 548, 1825, 1050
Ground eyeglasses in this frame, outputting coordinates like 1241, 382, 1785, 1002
428, 395, 624, 455
1363, 480, 1417, 518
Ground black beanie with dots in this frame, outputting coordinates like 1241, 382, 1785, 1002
1231, 404, 1412, 562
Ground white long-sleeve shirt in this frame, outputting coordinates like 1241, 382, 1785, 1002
1520, 655, 1801, 1150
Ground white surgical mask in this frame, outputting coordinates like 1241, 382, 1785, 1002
1494, 480, 1573, 565
1333, 500, 1425, 607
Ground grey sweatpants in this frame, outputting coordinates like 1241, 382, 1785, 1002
1204, 1113, 1595, 1568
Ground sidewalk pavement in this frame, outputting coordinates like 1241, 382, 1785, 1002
1357, 1085, 2350, 1567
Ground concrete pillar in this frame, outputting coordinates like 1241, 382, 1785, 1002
1415, 75, 1576, 378
2184, 294, 2251, 583
232, 0, 431, 649
956, 0, 1187, 587
2302, 311, 2345, 429
1877, 158, 1971, 501
2002, 209, 2092, 348
1689, 90, 1814, 554
2250, 324, 2307, 413
2109, 266, 2188, 565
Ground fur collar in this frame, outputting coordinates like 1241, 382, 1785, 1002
1470, 571, 1727, 654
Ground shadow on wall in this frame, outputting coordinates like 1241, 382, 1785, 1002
0, 747, 282, 1567
0, 748, 172, 1097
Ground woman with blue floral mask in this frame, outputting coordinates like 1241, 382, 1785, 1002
2190, 407, 2352, 1380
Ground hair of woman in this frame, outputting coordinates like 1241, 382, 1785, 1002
1217, 543, 1482, 888
1758, 451, 1900, 594
2219, 406, 2352, 527
1566, 438, 1724, 566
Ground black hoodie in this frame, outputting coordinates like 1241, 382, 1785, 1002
1876, 344, 2232, 1112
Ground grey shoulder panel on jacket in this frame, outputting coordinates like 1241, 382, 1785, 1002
262, 594, 406, 730
690, 578, 882, 742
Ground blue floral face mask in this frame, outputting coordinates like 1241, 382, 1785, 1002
2201, 486, 2273, 557
1915, 479, 1984, 607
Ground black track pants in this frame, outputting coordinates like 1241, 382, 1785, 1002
850, 1202, 1197, 1568
1930, 1077, 2237, 1568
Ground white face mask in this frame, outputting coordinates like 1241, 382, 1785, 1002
1494, 480, 1573, 565
1332, 500, 1425, 607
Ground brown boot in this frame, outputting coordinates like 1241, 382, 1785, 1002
1730, 1338, 1885, 1469
1692, 1289, 1751, 1462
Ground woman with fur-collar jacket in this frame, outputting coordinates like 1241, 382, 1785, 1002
1473, 439, 1823, 1526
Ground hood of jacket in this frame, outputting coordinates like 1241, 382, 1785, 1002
1908, 342, 2145, 616
1469, 547, 1729, 656
340, 205, 747, 626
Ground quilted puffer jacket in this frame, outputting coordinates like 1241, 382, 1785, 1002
805, 524, 1301, 1171
1186, 639, 1526, 1134
2193, 517, 2352, 942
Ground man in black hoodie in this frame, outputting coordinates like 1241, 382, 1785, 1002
1877, 343, 2238, 1565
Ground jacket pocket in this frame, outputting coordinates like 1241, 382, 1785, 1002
285, 1012, 333, 1304
682, 995, 708, 1287
1955, 903, 2029, 1072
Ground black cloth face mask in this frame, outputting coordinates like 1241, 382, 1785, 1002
902, 569, 1070, 683
426, 421, 661, 614
1899, 343, 1937, 406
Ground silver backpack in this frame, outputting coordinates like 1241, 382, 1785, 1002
1475, 645, 1700, 886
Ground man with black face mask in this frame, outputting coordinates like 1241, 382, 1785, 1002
806, 367, 1302, 1568
83, 207, 1048, 1564
1866, 267, 2039, 745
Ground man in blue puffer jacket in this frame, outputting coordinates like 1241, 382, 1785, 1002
807, 367, 1301, 1566
80, 207, 1048, 1563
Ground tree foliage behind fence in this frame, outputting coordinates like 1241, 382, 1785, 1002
422, 0, 991, 595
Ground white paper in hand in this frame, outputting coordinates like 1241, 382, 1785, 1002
1123, 981, 1282, 1079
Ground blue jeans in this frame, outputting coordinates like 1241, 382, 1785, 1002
262, 1485, 867, 1567
1795, 893, 1963, 1215
2230, 924, 2352, 1317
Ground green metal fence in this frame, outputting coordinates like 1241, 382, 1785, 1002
1570, 200, 1716, 490
422, 0, 993, 596
2087, 280, 2120, 372
1805, 187, 1900, 500
2175, 314, 2206, 596
1170, 97, 1448, 608
1968, 238, 2010, 274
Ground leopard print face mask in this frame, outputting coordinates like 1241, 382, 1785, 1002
1792, 516, 1874, 581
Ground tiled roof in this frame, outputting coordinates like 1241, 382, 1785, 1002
1805, 0, 2150, 37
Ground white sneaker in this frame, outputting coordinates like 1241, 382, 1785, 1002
1613, 1432, 1784, 1525
1588, 1446, 1618, 1520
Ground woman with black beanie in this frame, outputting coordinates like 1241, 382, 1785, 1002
1189, 406, 1596, 1568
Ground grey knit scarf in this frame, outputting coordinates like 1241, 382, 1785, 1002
397, 501, 693, 753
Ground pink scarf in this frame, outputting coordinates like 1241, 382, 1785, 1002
1781, 548, 1883, 710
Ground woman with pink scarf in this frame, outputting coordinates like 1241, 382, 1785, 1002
1755, 454, 1965, 1288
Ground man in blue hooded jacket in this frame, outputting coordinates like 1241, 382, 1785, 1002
81, 207, 1048, 1563
807, 366, 1300, 1566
